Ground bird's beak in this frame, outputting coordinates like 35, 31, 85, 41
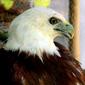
64, 23, 74, 39
54, 22, 74, 39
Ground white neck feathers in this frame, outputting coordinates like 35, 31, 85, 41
4, 29, 60, 60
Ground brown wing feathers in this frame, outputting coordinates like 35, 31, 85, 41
0, 42, 85, 85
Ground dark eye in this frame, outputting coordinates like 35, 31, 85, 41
49, 17, 61, 25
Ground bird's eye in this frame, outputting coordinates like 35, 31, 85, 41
49, 17, 61, 25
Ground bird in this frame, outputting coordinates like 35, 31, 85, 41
0, 7, 84, 85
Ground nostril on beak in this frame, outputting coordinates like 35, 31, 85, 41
66, 24, 69, 27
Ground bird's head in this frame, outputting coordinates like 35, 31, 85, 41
23, 7, 73, 39
4, 7, 74, 59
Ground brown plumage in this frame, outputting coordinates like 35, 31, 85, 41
0, 42, 84, 85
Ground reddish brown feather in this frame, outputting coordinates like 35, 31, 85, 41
0, 42, 85, 85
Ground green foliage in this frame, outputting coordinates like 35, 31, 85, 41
0, 0, 14, 10
34, 0, 51, 7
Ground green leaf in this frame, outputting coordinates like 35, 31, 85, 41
1, 0, 14, 10
34, 0, 51, 7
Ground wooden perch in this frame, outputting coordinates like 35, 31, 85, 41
69, 0, 80, 61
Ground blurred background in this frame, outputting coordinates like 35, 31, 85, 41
80, 0, 85, 69
0, 0, 85, 68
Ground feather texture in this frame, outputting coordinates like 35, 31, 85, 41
0, 42, 84, 85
